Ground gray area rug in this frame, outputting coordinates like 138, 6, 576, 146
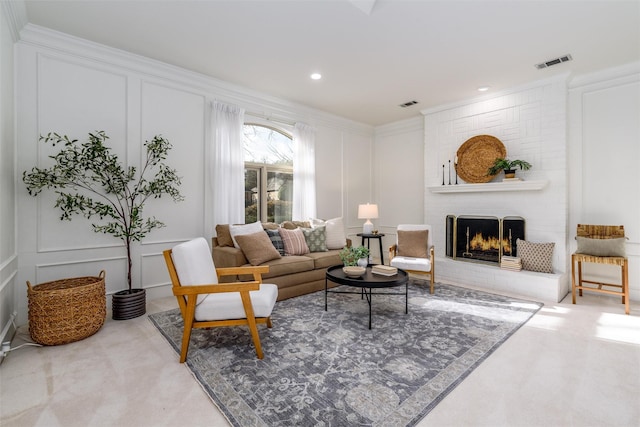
149, 282, 542, 426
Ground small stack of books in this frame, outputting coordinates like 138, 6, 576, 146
372, 265, 398, 276
500, 256, 522, 271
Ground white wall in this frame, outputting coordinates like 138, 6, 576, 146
371, 117, 424, 261
14, 24, 374, 325
569, 63, 640, 301
0, 1, 21, 343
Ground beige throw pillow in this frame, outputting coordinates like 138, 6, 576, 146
235, 231, 282, 266
517, 239, 554, 273
215, 224, 234, 247
397, 230, 429, 258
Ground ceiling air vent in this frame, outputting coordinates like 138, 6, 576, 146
535, 54, 573, 69
399, 100, 418, 108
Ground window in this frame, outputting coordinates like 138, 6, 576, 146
243, 124, 293, 223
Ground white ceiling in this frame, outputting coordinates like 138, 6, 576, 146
22, 0, 640, 126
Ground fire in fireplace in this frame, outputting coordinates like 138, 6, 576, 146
446, 215, 525, 264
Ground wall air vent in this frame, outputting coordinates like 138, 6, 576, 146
535, 54, 573, 69
399, 100, 418, 108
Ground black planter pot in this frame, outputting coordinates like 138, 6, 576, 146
112, 288, 146, 320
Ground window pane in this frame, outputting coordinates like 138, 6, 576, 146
244, 168, 259, 223
243, 125, 292, 165
267, 170, 293, 223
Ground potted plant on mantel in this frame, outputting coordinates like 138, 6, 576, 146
487, 158, 532, 180
23, 131, 184, 320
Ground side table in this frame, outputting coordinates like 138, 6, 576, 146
357, 233, 385, 265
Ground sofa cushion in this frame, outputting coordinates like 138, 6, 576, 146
238, 255, 314, 280
229, 221, 263, 248
279, 227, 310, 255
302, 226, 327, 252
305, 250, 342, 269
235, 231, 282, 266
215, 224, 234, 247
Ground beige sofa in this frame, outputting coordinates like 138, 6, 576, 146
212, 221, 350, 300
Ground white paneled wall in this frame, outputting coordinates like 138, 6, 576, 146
14, 25, 373, 325
423, 76, 570, 301
569, 63, 640, 302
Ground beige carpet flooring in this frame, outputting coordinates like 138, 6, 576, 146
1, 285, 639, 427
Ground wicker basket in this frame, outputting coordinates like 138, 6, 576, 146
26, 271, 106, 345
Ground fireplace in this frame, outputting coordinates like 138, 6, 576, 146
446, 215, 525, 264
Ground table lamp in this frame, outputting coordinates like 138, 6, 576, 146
358, 203, 379, 234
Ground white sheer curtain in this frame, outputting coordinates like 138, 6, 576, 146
206, 101, 245, 233
292, 122, 317, 220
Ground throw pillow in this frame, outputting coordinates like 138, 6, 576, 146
235, 231, 282, 266
302, 226, 328, 252
312, 217, 347, 250
278, 227, 310, 255
261, 222, 280, 230
576, 236, 626, 257
229, 221, 263, 248
397, 230, 429, 258
281, 220, 311, 230
215, 224, 234, 247
265, 229, 285, 256
517, 239, 554, 273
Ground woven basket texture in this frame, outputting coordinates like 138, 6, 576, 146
456, 135, 506, 183
27, 271, 106, 345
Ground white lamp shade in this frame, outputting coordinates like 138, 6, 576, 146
358, 204, 379, 219
358, 203, 378, 234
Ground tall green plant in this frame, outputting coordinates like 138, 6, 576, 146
23, 131, 184, 291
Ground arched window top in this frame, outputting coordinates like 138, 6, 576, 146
243, 123, 292, 166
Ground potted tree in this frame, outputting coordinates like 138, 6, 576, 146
487, 158, 532, 179
23, 131, 184, 320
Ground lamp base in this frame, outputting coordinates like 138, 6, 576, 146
362, 220, 374, 235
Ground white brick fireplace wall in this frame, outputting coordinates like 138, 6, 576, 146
422, 76, 569, 302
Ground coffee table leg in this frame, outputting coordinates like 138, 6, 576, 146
367, 288, 372, 329
325, 277, 328, 311
405, 281, 408, 314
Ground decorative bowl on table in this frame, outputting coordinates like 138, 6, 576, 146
342, 266, 365, 278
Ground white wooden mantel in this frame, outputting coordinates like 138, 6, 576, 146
428, 180, 548, 193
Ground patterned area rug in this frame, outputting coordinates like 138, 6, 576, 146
149, 282, 542, 426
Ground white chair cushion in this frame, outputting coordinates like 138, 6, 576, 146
390, 256, 432, 273
172, 238, 218, 286
195, 283, 278, 321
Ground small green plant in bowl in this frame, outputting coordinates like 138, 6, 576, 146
339, 245, 370, 266
487, 158, 532, 178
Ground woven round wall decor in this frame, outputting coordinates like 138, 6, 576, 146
456, 135, 506, 183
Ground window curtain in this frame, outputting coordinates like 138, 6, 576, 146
292, 122, 317, 220
206, 101, 245, 233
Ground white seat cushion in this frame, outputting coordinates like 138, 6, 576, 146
390, 256, 432, 273
195, 283, 278, 321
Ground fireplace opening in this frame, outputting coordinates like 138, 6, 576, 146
446, 215, 525, 264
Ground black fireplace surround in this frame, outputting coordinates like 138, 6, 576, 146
446, 215, 525, 264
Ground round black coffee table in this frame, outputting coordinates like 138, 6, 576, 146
325, 264, 409, 329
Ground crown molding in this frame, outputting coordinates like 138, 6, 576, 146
569, 61, 640, 90
374, 115, 423, 137
1, 0, 28, 42
18, 23, 373, 135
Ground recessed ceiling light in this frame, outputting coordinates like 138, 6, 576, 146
310, 73, 322, 80
477, 86, 490, 92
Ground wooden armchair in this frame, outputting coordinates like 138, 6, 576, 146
571, 224, 629, 314
163, 237, 278, 362
389, 224, 436, 294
